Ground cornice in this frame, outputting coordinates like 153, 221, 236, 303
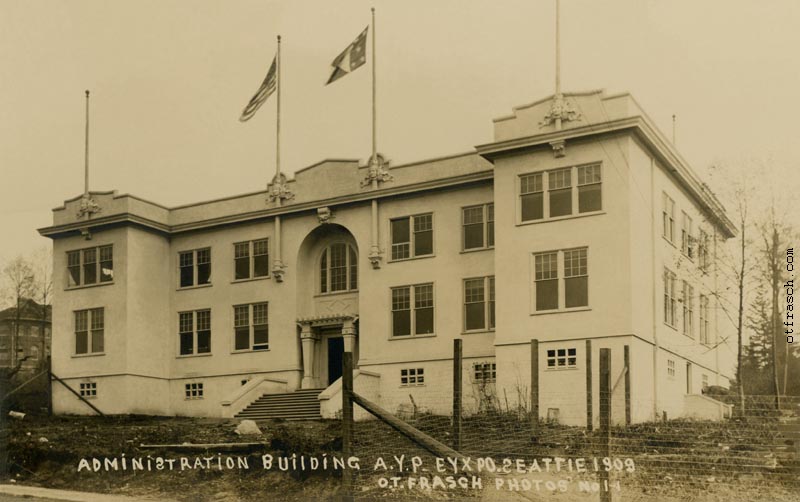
38, 170, 494, 238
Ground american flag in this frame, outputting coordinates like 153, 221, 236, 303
326, 27, 368, 85
239, 55, 277, 122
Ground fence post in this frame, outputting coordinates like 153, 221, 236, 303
452, 339, 462, 451
47, 355, 53, 416
623, 345, 631, 426
341, 351, 354, 502
530, 339, 539, 436
586, 339, 593, 431
599, 348, 612, 502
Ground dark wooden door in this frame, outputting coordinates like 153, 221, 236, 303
328, 337, 344, 385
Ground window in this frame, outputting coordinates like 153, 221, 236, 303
179, 309, 211, 356
67, 245, 113, 287
179, 248, 211, 288
699, 295, 710, 345
462, 204, 494, 250
185, 383, 204, 399
79, 382, 97, 398
520, 173, 544, 221
400, 368, 424, 386
391, 214, 433, 260
320, 243, 357, 293
682, 281, 694, 338
464, 276, 495, 331
681, 212, 694, 259
662, 193, 675, 243
234, 239, 269, 280
473, 362, 496, 382
663, 268, 677, 327
702, 374, 709, 389
74, 308, 104, 355
667, 359, 676, 377
546, 348, 577, 369
548, 168, 572, 217
234, 302, 269, 351
698, 230, 710, 272
520, 164, 602, 223
577, 164, 602, 213
391, 283, 434, 337
534, 248, 589, 311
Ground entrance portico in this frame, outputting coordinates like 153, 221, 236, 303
297, 314, 358, 389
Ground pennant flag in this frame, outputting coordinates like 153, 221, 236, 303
326, 27, 368, 85
239, 55, 277, 122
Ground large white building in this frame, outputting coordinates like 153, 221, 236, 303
39, 90, 736, 425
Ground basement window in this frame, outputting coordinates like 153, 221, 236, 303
79, 382, 97, 398
185, 382, 204, 399
546, 348, 577, 369
400, 368, 424, 387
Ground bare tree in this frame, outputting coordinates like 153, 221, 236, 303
2, 256, 35, 369
31, 247, 53, 371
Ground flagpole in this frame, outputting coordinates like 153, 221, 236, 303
84, 90, 90, 197
275, 35, 282, 204
371, 7, 378, 189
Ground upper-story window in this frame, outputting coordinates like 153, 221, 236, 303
179, 248, 211, 288
699, 294, 710, 345
234, 239, 269, 281
682, 281, 694, 338
519, 164, 602, 223
179, 309, 210, 355
698, 230, 710, 272
462, 204, 494, 251
75, 308, 104, 355
234, 302, 268, 351
681, 212, 694, 259
532, 248, 589, 312
67, 245, 113, 287
391, 283, 434, 337
662, 193, 675, 243
391, 213, 433, 260
320, 243, 357, 293
663, 268, 677, 327
464, 276, 495, 331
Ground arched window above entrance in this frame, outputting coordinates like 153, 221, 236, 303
320, 243, 357, 294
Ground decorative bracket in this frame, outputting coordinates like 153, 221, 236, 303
79, 227, 92, 241
368, 246, 383, 269
539, 94, 582, 128
549, 139, 566, 158
268, 172, 294, 204
272, 259, 287, 283
76, 195, 101, 219
361, 153, 393, 188
317, 207, 333, 225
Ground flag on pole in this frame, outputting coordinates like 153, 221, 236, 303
239, 55, 277, 122
326, 27, 368, 85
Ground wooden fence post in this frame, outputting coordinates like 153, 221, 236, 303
586, 339, 593, 431
599, 348, 612, 502
624, 345, 631, 426
47, 355, 53, 416
530, 339, 539, 435
341, 351, 354, 502
452, 339, 462, 451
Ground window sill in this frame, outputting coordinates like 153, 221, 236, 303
184, 397, 205, 401
530, 307, 591, 316
176, 353, 213, 359
662, 236, 677, 248
231, 276, 270, 284
231, 348, 270, 354
72, 352, 105, 359
389, 334, 436, 341
315, 290, 358, 298
177, 283, 213, 291
544, 367, 579, 372
399, 385, 426, 388
460, 247, 494, 255
461, 329, 495, 335
65, 282, 114, 292
517, 211, 605, 227
387, 254, 435, 264
664, 323, 678, 331
80, 396, 98, 400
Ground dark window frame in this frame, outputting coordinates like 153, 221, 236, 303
234, 239, 270, 281
390, 213, 434, 261
233, 302, 269, 352
178, 247, 212, 288
66, 245, 114, 288
391, 283, 434, 337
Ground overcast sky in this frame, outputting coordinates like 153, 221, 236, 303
1, 0, 798, 264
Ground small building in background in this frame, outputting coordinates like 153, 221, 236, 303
0, 298, 52, 373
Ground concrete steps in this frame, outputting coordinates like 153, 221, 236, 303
235, 388, 324, 421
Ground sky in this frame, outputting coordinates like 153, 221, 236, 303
1, 0, 799, 265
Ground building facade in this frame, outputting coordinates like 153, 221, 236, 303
39, 90, 736, 425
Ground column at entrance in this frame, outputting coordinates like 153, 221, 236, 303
300, 323, 320, 389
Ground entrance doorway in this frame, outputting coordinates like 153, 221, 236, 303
327, 337, 344, 385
